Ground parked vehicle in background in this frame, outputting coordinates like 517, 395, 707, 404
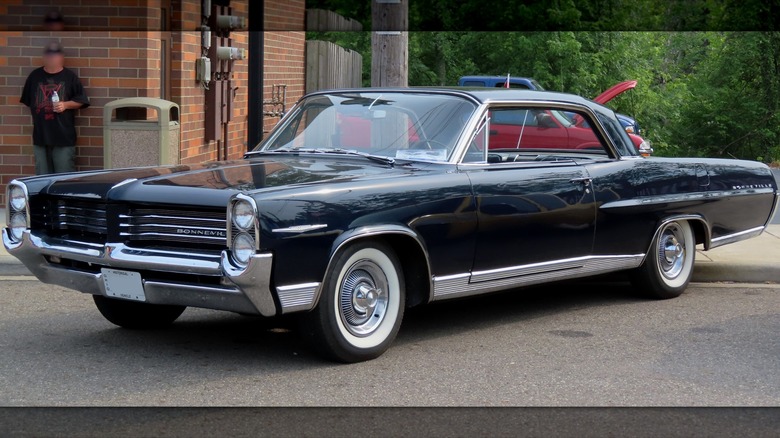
458, 76, 652, 156
618, 114, 641, 136
458, 75, 544, 90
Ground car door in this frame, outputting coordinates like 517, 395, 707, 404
462, 105, 598, 280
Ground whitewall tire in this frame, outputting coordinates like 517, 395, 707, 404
631, 220, 695, 299
300, 241, 405, 362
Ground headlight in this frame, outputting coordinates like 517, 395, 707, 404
9, 213, 27, 242
232, 200, 255, 230
231, 232, 256, 266
9, 185, 26, 212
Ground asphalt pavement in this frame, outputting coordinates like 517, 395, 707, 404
0, 279, 778, 407
1, 173, 779, 436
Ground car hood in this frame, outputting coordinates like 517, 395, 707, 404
593, 80, 637, 105
33, 155, 428, 207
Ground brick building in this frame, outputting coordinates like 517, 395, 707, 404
0, 0, 306, 204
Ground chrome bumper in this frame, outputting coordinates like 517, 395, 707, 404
2, 229, 277, 317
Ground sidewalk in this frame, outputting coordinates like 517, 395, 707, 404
0, 207, 778, 282
693, 225, 780, 283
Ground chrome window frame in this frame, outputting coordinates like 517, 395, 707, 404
449, 100, 624, 164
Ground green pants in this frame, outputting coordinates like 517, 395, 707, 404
34, 145, 76, 175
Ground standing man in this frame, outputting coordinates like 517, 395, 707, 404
20, 42, 90, 175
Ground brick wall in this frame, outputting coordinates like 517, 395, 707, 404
0, 0, 161, 31
262, 0, 306, 135
172, 0, 250, 165
0, 30, 164, 204
0, 0, 306, 205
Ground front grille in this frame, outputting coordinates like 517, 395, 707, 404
45, 199, 108, 242
34, 198, 228, 253
120, 207, 228, 252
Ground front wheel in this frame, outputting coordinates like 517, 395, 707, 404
93, 295, 186, 329
631, 220, 695, 299
300, 242, 405, 363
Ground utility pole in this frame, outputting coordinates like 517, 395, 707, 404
371, 0, 408, 87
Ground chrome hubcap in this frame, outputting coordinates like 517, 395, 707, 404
658, 224, 686, 279
339, 261, 388, 337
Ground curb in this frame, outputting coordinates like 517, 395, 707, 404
0, 260, 31, 276
692, 263, 780, 284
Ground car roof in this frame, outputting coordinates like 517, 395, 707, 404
305, 87, 598, 107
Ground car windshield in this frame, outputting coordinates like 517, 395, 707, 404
255, 92, 478, 162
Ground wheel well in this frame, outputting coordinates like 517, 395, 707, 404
369, 235, 431, 308
687, 219, 709, 248
645, 216, 710, 259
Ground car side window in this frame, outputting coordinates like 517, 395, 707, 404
461, 113, 490, 163
461, 105, 613, 164
598, 112, 637, 157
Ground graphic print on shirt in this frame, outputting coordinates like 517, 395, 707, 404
36, 82, 64, 120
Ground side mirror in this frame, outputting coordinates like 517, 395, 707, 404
536, 113, 558, 128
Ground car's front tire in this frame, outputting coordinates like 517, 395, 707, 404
300, 241, 405, 363
93, 295, 186, 329
631, 220, 695, 299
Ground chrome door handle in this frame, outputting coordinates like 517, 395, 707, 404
569, 177, 591, 187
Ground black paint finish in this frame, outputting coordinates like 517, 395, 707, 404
15, 89, 779, 303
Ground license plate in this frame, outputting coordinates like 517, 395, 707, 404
101, 268, 146, 302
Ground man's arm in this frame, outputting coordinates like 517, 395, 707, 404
62, 101, 85, 110
52, 101, 85, 113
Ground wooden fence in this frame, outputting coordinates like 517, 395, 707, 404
306, 8, 363, 32
305, 40, 363, 93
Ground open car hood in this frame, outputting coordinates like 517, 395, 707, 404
593, 80, 637, 105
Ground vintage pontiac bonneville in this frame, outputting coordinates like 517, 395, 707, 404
4, 88, 779, 362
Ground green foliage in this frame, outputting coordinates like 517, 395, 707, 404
308, 27, 780, 162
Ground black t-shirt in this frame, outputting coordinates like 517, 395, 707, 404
20, 66, 90, 147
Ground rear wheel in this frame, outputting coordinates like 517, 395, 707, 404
631, 220, 695, 299
300, 242, 405, 363
93, 295, 186, 329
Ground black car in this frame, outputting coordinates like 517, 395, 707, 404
4, 88, 779, 362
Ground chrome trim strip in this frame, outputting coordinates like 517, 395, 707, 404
451, 100, 621, 164
600, 188, 777, 210
110, 178, 138, 190
119, 214, 225, 223
277, 282, 321, 313
644, 215, 711, 254
432, 254, 644, 300
709, 226, 765, 249
272, 224, 328, 234
118, 232, 226, 242
119, 223, 227, 232
317, 225, 435, 308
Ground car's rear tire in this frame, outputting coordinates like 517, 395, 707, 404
300, 241, 405, 363
93, 295, 186, 329
631, 220, 695, 299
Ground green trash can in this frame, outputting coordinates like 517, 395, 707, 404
103, 98, 180, 169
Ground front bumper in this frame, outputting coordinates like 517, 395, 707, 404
2, 229, 277, 317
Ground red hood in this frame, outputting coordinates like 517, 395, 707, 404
593, 80, 637, 104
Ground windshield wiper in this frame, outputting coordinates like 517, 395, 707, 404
246, 148, 397, 166
325, 148, 396, 166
